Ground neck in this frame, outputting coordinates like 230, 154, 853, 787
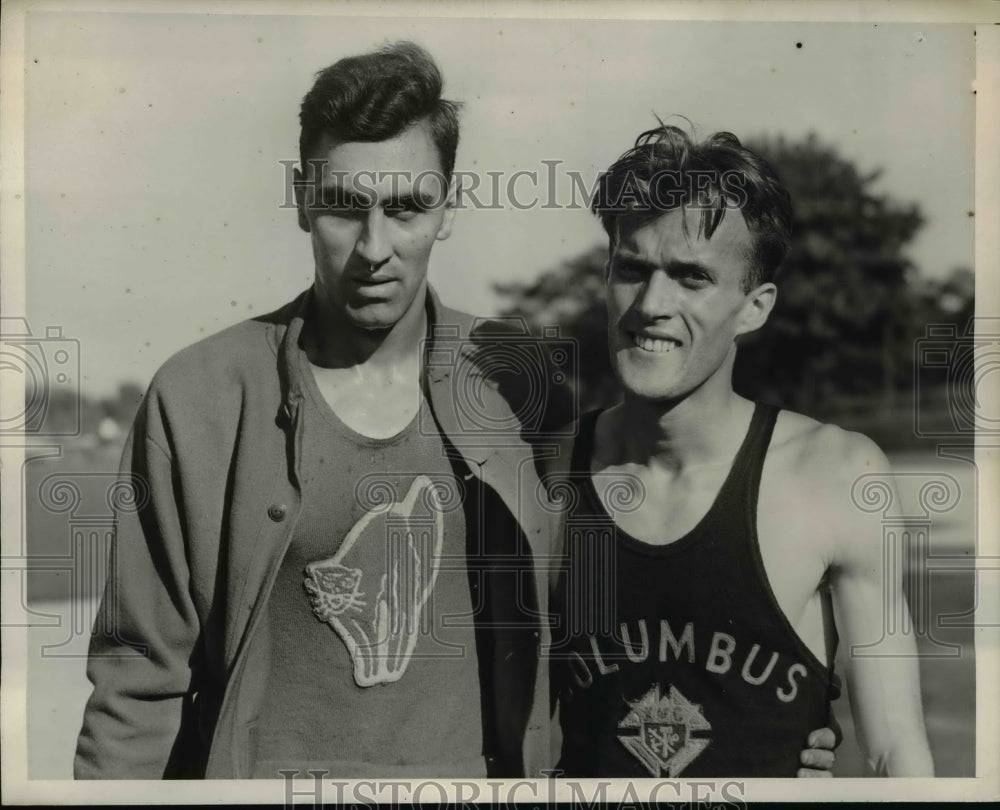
605, 367, 750, 472
305, 285, 428, 375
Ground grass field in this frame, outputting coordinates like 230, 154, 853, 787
21, 444, 979, 778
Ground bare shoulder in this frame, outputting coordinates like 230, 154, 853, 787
765, 409, 893, 564
769, 409, 892, 488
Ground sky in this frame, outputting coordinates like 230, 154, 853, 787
20, 11, 976, 396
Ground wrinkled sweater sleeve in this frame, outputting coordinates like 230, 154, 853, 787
74, 381, 201, 779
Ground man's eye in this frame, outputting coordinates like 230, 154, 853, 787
323, 203, 355, 216
317, 195, 369, 216
385, 200, 422, 220
612, 262, 644, 280
679, 272, 711, 287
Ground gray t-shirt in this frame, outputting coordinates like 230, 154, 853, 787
250, 353, 485, 778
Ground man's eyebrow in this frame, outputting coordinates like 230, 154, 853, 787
612, 252, 716, 277
610, 251, 656, 267
383, 191, 418, 207
667, 259, 715, 277
384, 189, 439, 208
315, 184, 434, 209
317, 177, 345, 193
317, 182, 369, 206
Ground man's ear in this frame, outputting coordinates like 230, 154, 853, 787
435, 175, 458, 242
293, 166, 311, 234
736, 282, 778, 336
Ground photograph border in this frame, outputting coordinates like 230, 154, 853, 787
2, 0, 998, 804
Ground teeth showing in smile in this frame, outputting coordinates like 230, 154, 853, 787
632, 333, 680, 353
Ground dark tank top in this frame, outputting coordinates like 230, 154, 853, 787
552, 404, 841, 778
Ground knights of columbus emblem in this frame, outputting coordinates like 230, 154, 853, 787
618, 684, 712, 777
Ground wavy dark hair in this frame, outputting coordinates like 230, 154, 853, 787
592, 122, 792, 290
299, 41, 462, 177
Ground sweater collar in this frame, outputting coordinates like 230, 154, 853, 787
274, 286, 539, 539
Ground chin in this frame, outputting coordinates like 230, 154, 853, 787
621, 384, 683, 404
343, 299, 402, 328
614, 357, 679, 402
616, 374, 681, 403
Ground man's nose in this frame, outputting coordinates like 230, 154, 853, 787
635, 270, 680, 318
356, 208, 392, 266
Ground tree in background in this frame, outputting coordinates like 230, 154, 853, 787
26, 381, 146, 441
495, 133, 970, 441
732, 134, 923, 415
99, 382, 144, 429
912, 266, 974, 329
494, 245, 617, 412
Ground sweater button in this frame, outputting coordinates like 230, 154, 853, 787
267, 504, 287, 522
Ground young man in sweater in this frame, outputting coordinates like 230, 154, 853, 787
74, 41, 561, 780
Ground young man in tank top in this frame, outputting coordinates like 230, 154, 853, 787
546, 125, 934, 777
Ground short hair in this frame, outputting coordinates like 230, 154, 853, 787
299, 41, 462, 178
592, 123, 792, 290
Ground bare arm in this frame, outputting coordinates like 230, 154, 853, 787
826, 433, 934, 776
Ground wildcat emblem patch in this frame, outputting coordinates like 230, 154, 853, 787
304, 475, 444, 687
618, 684, 712, 777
